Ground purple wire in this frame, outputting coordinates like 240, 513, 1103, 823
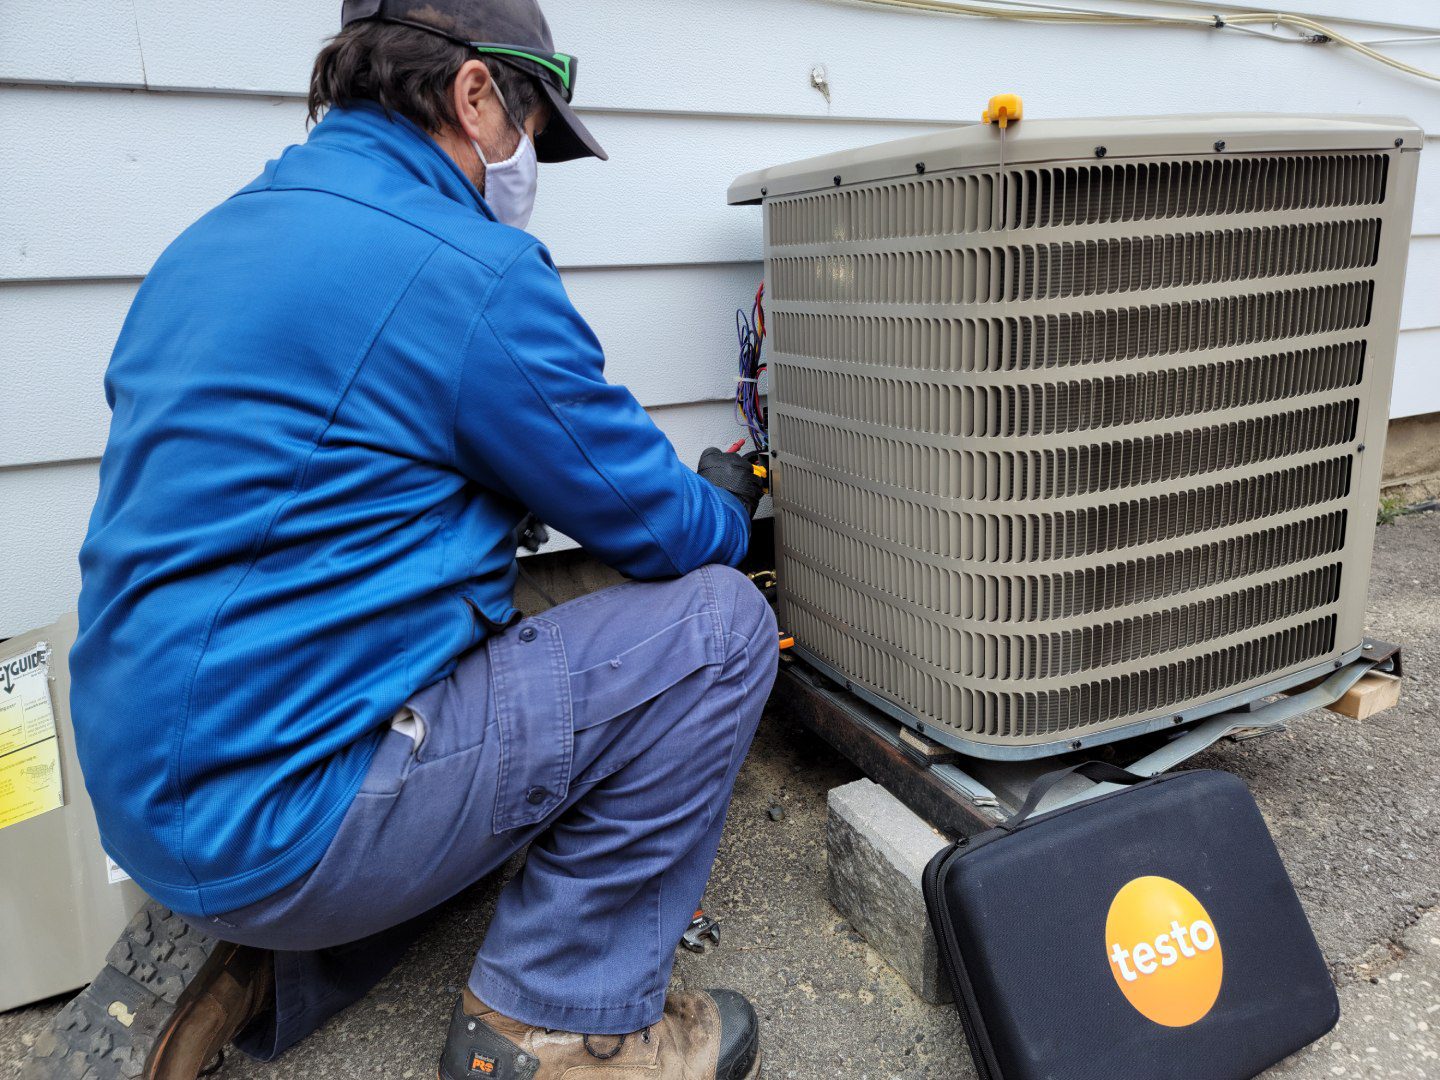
735, 301, 768, 451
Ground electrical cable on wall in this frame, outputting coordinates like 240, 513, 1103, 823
731, 284, 769, 454
834, 0, 1440, 83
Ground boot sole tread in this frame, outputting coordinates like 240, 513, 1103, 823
21, 901, 221, 1080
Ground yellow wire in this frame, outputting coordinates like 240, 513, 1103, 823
836, 0, 1440, 83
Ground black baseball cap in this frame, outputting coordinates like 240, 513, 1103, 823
340, 0, 607, 162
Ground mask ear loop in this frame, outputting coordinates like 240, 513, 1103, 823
472, 67, 528, 168
467, 71, 540, 230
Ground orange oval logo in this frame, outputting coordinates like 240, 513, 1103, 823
1105, 876, 1223, 1027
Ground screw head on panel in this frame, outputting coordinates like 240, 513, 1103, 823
761, 187, 768, 196
916, 162, 926, 174
1334, 660, 1343, 669
1396, 138, 1405, 147
1173, 715, 1184, 725
1357, 443, 1366, 452
1094, 146, 1107, 158
1070, 740, 1083, 750
1214, 140, 1227, 152
833, 175, 842, 186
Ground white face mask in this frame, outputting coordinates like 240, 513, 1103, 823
472, 84, 538, 231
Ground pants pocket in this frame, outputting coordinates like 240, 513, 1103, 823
488, 616, 573, 833
566, 610, 719, 787
569, 611, 715, 730
357, 728, 418, 797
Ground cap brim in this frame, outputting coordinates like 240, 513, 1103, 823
534, 81, 608, 163
340, 0, 384, 25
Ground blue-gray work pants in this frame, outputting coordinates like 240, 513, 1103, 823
200, 565, 778, 1059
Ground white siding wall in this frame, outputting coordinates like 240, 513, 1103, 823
3, 0, 1439, 634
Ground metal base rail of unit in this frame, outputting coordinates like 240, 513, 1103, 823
772, 641, 1402, 838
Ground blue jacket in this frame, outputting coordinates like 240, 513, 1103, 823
71, 103, 750, 916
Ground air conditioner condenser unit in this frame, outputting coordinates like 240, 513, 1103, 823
730, 113, 1421, 759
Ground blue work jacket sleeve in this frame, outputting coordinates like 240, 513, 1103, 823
455, 242, 751, 580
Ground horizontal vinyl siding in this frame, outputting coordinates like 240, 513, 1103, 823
3, 0, 1439, 633
1393, 328, 1440, 420
0, 89, 958, 279
0, 405, 747, 637
0, 463, 101, 638
6, 0, 1440, 129
0, 266, 775, 469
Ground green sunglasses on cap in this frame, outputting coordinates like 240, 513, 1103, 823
338, 0, 606, 162
350, 12, 579, 102
467, 44, 577, 102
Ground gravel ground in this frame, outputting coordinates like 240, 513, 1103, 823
3, 512, 1438, 1079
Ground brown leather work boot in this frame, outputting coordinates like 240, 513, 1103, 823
21, 899, 273, 1080
438, 986, 761, 1080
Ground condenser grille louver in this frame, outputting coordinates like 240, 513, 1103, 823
768, 154, 1389, 244
781, 398, 1359, 498
734, 116, 1419, 756
771, 219, 1382, 304
1007, 155, 1389, 228
781, 454, 1353, 562
775, 281, 1376, 372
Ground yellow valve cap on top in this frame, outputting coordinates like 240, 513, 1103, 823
982, 93, 1023, 128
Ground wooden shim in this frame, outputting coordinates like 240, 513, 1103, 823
896, 726, 963, 764
1325, 671, 1403, 721
1284, 670, 1403, 720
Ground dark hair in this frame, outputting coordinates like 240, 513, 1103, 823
308, 20, 543, 134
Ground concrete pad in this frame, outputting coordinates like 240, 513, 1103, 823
826, 778, 951, 1004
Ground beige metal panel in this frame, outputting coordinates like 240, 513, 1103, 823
730, 114, 1424, 205
0, 615, 147, 1011
747, 118, 1422, 758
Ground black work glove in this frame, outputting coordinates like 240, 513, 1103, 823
515, 513, 550, 553
697, 447, 766, 519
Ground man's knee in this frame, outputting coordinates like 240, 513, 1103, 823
702, 564, 778, 659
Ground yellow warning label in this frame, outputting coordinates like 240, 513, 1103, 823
0, 643, 64, 831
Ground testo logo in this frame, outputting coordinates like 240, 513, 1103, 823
1105, 876, 1224, 1027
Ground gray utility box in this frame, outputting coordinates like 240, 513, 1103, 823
0, 615, 147, 1012
731, 114, 1422, 759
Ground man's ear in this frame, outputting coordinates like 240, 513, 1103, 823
451, 59, 496, 144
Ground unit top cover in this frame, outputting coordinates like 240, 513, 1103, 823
727, 113, 1422, 205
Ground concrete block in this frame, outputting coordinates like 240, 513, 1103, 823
826, 778, 953, 1004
